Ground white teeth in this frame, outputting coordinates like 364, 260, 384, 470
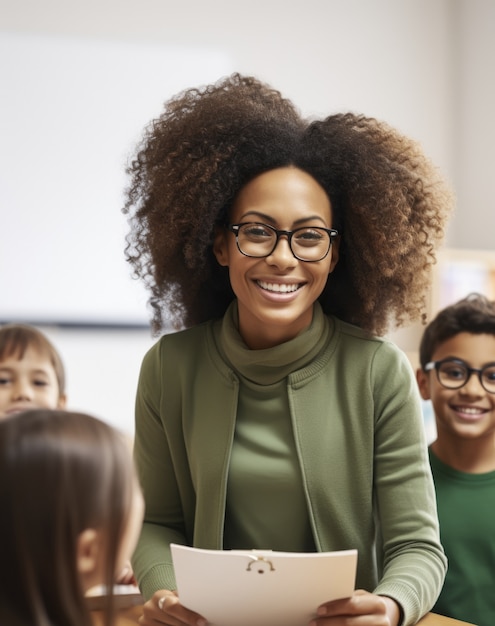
456, 407, 484, 415
257, 281, 300, 293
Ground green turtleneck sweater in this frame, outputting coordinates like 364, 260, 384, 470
219, 302, 331, 553
132, 303, 446, 626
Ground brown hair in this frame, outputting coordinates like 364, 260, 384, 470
0, 324, 66, 396
419, 293, 495, 368
0, 409, 136, 626
123, 73, 453, 336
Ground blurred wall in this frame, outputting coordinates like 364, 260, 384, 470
1, 0, 493, 434
450, 0, 495, 249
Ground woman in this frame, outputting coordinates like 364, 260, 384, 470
124, 73, 452, 626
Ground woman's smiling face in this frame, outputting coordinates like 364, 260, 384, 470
214, 167, 339, 350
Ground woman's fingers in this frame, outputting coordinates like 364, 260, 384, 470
139, 590, 206, 626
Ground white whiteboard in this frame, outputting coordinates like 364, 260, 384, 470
0, 32, 232, 326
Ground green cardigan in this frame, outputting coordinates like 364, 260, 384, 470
132, 312, 446, 626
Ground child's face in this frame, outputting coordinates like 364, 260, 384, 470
417, 332, 495, 442
80, 476, 144, 592
0, 346, 66, 419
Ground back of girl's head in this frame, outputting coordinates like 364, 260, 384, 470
0, 409, 136, 626
419, 293, 495, 368
0, 324, 66, 396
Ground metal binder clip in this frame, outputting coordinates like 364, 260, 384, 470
246, 555, 275, 574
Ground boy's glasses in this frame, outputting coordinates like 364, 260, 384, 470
227, 223, 339, 263
424, 358, 495, 394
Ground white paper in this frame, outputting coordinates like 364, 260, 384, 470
171, 544, 357, 626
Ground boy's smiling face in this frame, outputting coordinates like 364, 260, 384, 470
417, 332, 495, 442
0, 346, 66, 419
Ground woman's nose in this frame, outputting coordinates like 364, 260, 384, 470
266, 236, 297, 268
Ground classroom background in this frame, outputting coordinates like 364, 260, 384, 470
1, 0, 494, 437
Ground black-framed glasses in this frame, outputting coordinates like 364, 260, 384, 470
424, 358, 495, 394
227, 222, 338, 263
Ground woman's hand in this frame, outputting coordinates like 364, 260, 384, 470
311, 589, 401, 626
139, 590, 207, 626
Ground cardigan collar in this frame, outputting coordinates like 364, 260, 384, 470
217, 301, 332, 385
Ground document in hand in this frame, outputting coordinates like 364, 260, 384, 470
171, 544, 357, 626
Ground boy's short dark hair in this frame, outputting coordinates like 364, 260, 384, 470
0, 324, 66, 396
419, 293, 495, 368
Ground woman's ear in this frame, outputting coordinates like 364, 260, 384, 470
328, 235, 340, 274
213, 226, 229, 267
416, 368, 431, 401
76, 528, 101, 577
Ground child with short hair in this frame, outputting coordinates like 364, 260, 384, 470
0, 323, 67, 419
0, 408, 144, 626
416, 293, 495, 626
0, 323, 137, 586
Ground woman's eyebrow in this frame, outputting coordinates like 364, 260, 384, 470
239, 210, 327, 225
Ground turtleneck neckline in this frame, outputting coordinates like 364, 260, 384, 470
217, 301, 332, 385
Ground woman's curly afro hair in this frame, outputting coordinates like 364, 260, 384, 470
123, 73, 453, 336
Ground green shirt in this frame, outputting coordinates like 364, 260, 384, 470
220, 303, 330, 552
132, 303, 446, 626
430, 448, 495, 626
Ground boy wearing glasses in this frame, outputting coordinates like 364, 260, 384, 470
416, 292, 495, 626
